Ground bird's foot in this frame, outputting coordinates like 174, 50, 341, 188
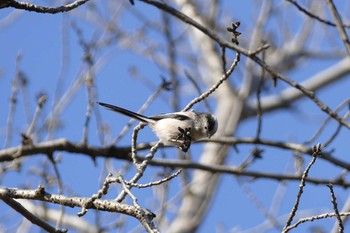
176, 127, 192, 152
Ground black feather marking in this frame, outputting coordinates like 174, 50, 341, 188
149, 113, 191, 121
207, 115, 216, 132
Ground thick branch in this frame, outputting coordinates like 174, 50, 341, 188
0, 138, 133, 162
149, 158, 350, 187
1, 138, 349, 170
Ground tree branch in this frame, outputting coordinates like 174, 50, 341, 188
4, 0, 90, 14
244, 57, 350, 117
2, 137, 350, 171
0, 186, 157, 232
140, 0, 350, 129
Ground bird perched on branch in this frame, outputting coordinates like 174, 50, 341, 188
97, 102, 218, 152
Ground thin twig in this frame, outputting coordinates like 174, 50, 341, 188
331, 195, 350, 233
139, 0, 246, 52
284, 212, 350, 232
72, 23, 96, 145
283, 144, 322, 232
18, 72, 32, 123
248, 43, 270, 56
183, 52, 240, 111
118, 176, 141, 208
183, 70, 212, 112
126, 169, 182, 188
25, 93, 47, 144
116, 142, 163, 203
140, 0, 350, 129
112, 78, 170, 145
238, 147, 263, 171
131, 123, 147, 167
98, 169, 181, 189
238, 180, 283, 231
250, 55, 350, 129
45, 152, 65, 229
324, 124, 343, 149
162, 11, 179, 112
304, 98, 350, 145
327, 183, 344, 233
28, 94, 47, 135
286, 0, 350, 28
256, 43, 266, 139
325, 0, 350, 56
220, 46, 227, 75
78, 173, 115, 216
4, 53, 22, 148
47, 70, 86, 139
82, 75, 94, 145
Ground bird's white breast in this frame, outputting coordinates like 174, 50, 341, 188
150, 118, 193, 146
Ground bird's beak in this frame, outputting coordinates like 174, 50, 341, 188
207, 132, 212, 139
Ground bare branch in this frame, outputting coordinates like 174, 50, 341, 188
245, 58, 350, 116
283, 144, 322, 231
131, 123, 147, 167
286, 0, 350, 28
4, 53, 22, 148
3, 137, 350, 171
250, 56, 350, 129
3, 1, 350, 231
116, 142, 163, 203
0, 186, 157, 231
183, 70, 212, 112
112, 79, 170, 145
26, 94, 47, 138
331, 195, 350, 233
325, 0, 350, 55
141, 0, 350, 129
4, 0, 90, 14
126, 169, 182, 188
183, 52, 240, 111
304, 98, 350, 145
327, 183, 344, 233
284, 212, 350, 232
255, 44, 266, 139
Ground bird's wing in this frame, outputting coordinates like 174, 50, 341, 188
149, 112, 192, 121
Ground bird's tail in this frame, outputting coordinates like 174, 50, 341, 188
97, 102, 151, 123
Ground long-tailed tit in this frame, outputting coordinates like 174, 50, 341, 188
97, 102, 218, 151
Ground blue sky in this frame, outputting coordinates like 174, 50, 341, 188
1, 1, 350, 232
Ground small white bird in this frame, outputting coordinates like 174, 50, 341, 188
97, 102, 218, 151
